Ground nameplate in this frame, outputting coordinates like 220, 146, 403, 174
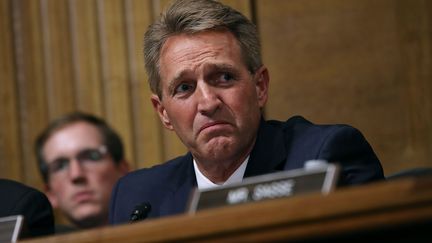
187, 163, 339, 213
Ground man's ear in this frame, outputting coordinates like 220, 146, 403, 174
117, 159, 130, 175
151, 94, 174, 130
44, 184, 58, 208
254, 66, 269, 108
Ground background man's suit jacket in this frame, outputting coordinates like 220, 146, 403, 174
0, 179, 54, 238
110, 116, 384, 224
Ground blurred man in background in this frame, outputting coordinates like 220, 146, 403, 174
35, 112, 129, 231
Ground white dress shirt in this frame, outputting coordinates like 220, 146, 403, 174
193, 156, 249, 190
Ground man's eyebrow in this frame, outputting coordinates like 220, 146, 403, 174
203, 63, 241, 80
167, 69, 192, 93
166, 63, 238, 92
50, 156, 67, 162
204, 63, 236, 72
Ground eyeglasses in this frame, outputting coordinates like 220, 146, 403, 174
46, 146, 108, 176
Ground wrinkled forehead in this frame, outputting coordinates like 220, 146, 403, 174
159, 31, 244, 81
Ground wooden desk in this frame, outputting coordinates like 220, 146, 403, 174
24, 177, 432, 242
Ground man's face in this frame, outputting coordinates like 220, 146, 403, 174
43, 121, 128, 227
151, 31, 269, 164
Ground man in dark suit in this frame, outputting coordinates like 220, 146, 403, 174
0, 179, 54, 238
110, 0, 384, 224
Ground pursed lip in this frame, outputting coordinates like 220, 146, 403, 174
72, 190, 94, 203
198, 121, 231, 134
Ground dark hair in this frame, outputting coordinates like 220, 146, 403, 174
35, 112, 124, 183
144, 0, 262, 98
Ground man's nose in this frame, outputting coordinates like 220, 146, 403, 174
68, 159, 86, 183
196, 83, 221, 115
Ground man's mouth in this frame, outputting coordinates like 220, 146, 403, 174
198, 121, 230, 134
73, 191, 94, 203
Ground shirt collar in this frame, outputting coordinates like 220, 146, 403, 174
193, 156, 249, 190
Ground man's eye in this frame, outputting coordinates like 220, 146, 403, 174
175, 83, 194, 94
220, 73, 234, 82
79, 150, 103, 161
50, 158, 69, 172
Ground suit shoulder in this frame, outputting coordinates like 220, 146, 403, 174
0, 179, 33, 194
0, 179, 46, 210
267, 116, 368, 155
0, 179, 54, 237
268, 115, 358, 137
117, 154, 191, 186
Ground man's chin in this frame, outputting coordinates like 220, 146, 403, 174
69, 205, 106, 228
200, 140, 239, 160
204, 136, 234, 148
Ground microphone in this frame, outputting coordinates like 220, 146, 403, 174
130, 202, 151, 222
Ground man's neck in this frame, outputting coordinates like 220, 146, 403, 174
194, 156, 248, 190
195, 157, 246, 184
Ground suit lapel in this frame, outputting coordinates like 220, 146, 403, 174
245, 119, 287, 178
159, 153, 197, 216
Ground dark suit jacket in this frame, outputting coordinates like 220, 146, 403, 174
0, 179, 55, 238
110, 116, 384, 224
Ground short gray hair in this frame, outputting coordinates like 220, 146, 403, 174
144, 0, 262, 98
